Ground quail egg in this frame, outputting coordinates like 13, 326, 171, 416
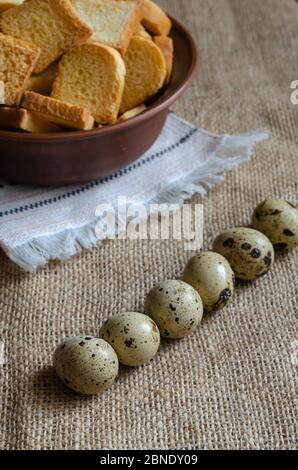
213, 227, 274, 281
252, 199, 298, 251
145, 280, 203, 339
183, 252, 235, 312
99, 312, 160, 367
53, 335, 119, 395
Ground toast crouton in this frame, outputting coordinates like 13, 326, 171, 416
52, 43, 126, 124
120, 36, 166, 113
27, 61, 58, 95
0, 32, 40, 105
142, 0, 171, 36
0, 106, 63, 132
0, 0, 92, 73
21, 91, 95, 130
118, 104, 146, 122
72, 0, 143, 54
154, 36, 173, 84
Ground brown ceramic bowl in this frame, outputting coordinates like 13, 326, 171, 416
0, 17, 197, 186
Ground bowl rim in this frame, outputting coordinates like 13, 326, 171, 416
0, 16, 198, 142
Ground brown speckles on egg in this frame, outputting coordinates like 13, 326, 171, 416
213, 288, 232, 310
99, 313, 160, 366
264, 256, 272, 267
124, 338, 136, 349
54, 336, 119, 395
283, 229, 295, 237
271, 209, 282, 216
252, 199, 298, 251
241, 243, 251, 251
251, 248, 261, 259
183, 252, 234, 312
223, 238, 234, 248
145, 280, 203, 339
213, 228, 274, 281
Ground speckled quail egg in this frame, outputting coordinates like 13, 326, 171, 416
145, 280, 203, 339
53, 336, 119, 395
213, 228, 274, 281
99, 312, 160, 367
182, 252, 235, 312
252, 199, 298, 251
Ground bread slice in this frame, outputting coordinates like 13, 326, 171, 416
142, 0, 172, 36
27, 61, 58, 95
52, 43, 126, 124
120, 36, 166, 113
0, 80, 5, 104
153, 36, 173, 84
0, 32, 40, 106
118, 104, 146, 122
0, 1, 23, 13
136, 23, 152, 40
21, 91, 95, 130
0, 106, 64, 133
72, 0, 143, 54
0, 0, 92, 73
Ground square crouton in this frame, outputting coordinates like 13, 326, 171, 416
51, 43, 126, 124
72, 0, 143, 54
0, 106, 64, 132
21, 91, 95, 130
0, 32, 40, 105
0, 0, 92, 73
142, 0, 172, 36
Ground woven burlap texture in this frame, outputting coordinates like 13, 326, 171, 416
0, 0, 297, 450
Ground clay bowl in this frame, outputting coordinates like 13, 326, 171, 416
0, 17, 198, 186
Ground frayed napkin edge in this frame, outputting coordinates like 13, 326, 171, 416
1, 128, 270, 272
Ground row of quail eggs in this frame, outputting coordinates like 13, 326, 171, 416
54, 199, 298, 395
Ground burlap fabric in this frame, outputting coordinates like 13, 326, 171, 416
0, 0, 297, 450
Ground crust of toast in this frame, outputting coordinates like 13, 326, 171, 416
118, 104, 146, 122
153, 36, 173, 84
52, 42, 126, 124
0, 32, 40, 106
72, 0, 144, 54
0, 0, 92, 73
0, 106, 64, 132
0, 1, 23, 12
21, 91, 95, 130
142, 0, 172, 36
117, 0, 144, 53
120, 36, 166, 113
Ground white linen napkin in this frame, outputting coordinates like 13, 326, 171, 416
0, 113, 269, 271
